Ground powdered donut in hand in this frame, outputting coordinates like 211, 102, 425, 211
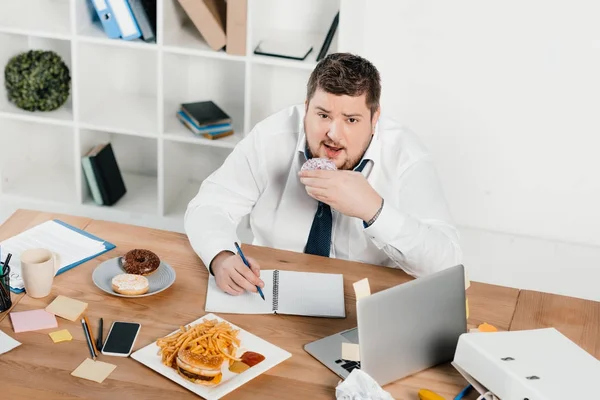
301, 158, 337, 171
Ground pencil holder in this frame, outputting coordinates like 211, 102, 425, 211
0, 263, 12, 312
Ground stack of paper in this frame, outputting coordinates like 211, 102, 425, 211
0, 329, 21, 355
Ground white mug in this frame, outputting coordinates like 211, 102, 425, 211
21, 248, 59, 298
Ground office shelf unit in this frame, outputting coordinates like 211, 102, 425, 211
0, 0, 353, 233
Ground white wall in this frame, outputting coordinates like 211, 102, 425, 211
358, 0, 600, 301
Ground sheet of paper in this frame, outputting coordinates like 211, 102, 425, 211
71, 358, 117, 383
276, 270, 346, 318
204, 271, 274, 314
0, 220, 107, 290
353, 278, 371, 301
342, 342, 360, 361
46, 295, 88, 322
49, 329, 73, 343
0, 329, 21, 354
10, 309, 58, 333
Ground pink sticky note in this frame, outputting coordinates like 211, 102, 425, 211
10, 309, 58, 333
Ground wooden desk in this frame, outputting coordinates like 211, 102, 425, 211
0, 210, 545, 399
510, 289, 600, 359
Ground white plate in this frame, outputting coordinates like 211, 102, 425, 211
92, 256, 176, 298
131, 313, 292, 399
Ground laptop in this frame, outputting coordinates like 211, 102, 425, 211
304, 264, 467, 386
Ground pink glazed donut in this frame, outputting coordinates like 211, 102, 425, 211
301, 158, 337, 171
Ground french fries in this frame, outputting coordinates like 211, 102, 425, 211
156, 319, 242, 368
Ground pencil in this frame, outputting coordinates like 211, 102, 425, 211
81, 318, 96, 360
84, 315, 99, 356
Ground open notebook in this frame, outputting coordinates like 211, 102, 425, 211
205, 270, 345, 318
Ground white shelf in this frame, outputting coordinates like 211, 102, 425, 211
2, 165, 76, 204
77, 23, 157, 50
163, 131, 243, 149
79, 93, 158, 137
0, 0, 71, 39
0, 102, 73, 127
0, 0, 352, 231
83, 172, 158, 216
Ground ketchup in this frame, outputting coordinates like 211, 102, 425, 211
240, 351, 265, 367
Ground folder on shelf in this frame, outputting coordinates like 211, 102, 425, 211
0, 220, 116, 294
226, 0, 247, 56
107, 0, 142, 40
177, 0, 227, 51
90, 0, 121, 39
126, 0, 156, 42
316, 12, 339, 62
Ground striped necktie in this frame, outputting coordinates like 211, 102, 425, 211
304, 158, 369, 257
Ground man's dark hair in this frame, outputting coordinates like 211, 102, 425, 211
306, 52, 381, 116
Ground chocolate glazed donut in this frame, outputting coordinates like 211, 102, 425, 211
120, 249, 160, 275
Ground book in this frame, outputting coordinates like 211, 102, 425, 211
83, 143, 127, 206
176, 111, 233, 140
0, 220, 116, 293
254, 39, 313, 61
205, 270, 346, 318
180, 100, 231, 127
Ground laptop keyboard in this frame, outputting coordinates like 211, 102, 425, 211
335, 359, 361, 372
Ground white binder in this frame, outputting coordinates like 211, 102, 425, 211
452, 327, 600, 400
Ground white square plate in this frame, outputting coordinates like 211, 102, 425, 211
130, 313, 291, 399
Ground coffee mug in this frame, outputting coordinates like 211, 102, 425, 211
21, 248, 60, 298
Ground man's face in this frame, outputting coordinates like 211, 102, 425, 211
304, 88, 380, 170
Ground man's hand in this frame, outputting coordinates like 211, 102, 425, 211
299, 169, 382, 222
210, 251, 265, 295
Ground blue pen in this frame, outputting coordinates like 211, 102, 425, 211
454, 384, 472, 400
234, 242, 265, 301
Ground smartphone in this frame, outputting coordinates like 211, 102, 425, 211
101, 321, 141, 357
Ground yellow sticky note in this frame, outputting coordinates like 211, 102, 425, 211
353, 278, 371, 301
478, 322, 498, 332
45, 295, 88, 322
418, 389, 446, 400
71, 358, 116, 383
466, 298, 469, 319
341, 342, 360, 362
49, 329, 72, 343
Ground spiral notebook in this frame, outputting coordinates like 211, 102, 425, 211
205, 270, 345, 318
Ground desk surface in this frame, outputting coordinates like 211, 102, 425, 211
0, 209, 591, 400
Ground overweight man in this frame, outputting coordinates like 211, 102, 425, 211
184, 52, 462, 295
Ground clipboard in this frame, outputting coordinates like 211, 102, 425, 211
0, 219, 116, 293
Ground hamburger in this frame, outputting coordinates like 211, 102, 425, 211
176, 349, 224, 385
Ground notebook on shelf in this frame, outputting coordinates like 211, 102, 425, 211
205, 270, 345, 318
0, 220, 115, 293
180, 100, 231, 128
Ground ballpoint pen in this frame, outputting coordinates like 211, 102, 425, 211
234, 242, 265, 301
97, 317, 103, 351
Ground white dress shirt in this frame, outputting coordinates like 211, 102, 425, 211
184, 104, 463, 278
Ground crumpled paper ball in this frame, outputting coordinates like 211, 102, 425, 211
335, 369, 395, 400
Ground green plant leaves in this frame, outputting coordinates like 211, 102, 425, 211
4, 50, 71, 112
